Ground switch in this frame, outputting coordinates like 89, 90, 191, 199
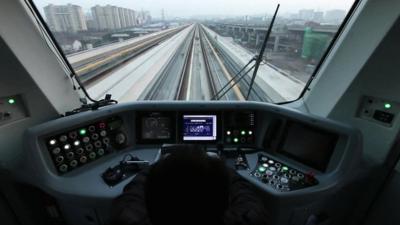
373, 110, 394, 124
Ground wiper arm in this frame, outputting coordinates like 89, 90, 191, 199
212, 57, 257, 100
212, 4, 280, 101
246, 4, 280, 100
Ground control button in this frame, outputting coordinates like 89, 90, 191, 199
49, 139, 57, 146
269, 180, 276, 185
280, 177, 289, 184
59, 164, 68, 173
115, 133, 127, 145
254, 172, 261, 177
268, 167, 276, 171
79, 128, 87, 136
85, 144, 93, 151
88, 152, 96, 160
277, 184, 283, 189
233, 130, 239, 135
79, 156, 88, 164
69, 160, 78, 168
59, 135, 68, 142
247, 137, 254, 143
260, 156, 268, 162
73, 140, 80, 146
272, 175, 279, 180
241, 130, 246, 135
68, 131, 78, 139
262, 163, 269, 168
283, 173, 291, 179
66, 152, 74, 160
297, 173, 304, 179
103, 137, 110, 145
63, 144, 71, 150
97, 148, 105, 156
88, 125, 96, 132
82, 136, 90, 143
240, 137, 246, 143
258, 167, 266, 173
281, 166, 289, 172
226, 130, 231, 135
233, 138, 239, 143
248, 130, 253, 135
265, 170, 273, 176
275, 163, 281, 168
51, 147, 61, 155
94, 140, 102, 148
75, 148, 84, 155
226, 137, 231, 143
91, 133, 99, 140
289, 169, 296, 174
268, 160, 274, 164
98, 122, 106, 129
100, 130, 107, 137
55, 155, 64, 164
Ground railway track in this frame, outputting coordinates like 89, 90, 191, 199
71, 26, 187, 85
143, 24, 245, 101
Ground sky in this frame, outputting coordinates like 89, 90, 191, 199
33, 0, 355, 19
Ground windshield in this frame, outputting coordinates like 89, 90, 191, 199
30, 0, 357, 103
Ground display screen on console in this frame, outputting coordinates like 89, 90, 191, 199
142, 116, 171, 140
183, 115, 217, 141
278, 123, 338, 172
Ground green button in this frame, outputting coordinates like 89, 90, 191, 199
384, 103, 392, 109
258, 167, 266, 172
233, 138, 239, 143
79, 129, 87, 135
8, 98, 15, 104
282, 166, 289, 171
241, 130, 246, 135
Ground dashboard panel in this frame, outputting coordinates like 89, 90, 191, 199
20, 102, 361, 225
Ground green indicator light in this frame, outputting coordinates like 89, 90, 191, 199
248, 130, 253, 135
241, 130, 246, 135
233, 138, 239, 143
282, 166, 289, 171
384, 103, 392, 109
258, 167, 266, 172
79, 129, 87, 135
8, 98, 15, 104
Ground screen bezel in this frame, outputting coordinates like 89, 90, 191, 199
135, 111, 176, 144
178, 112, 221, 143
277, 121, 338, 172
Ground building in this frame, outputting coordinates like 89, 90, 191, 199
298, 9, 314, 21
44, 4, 87, 32
325, 9, 346, 24
313, 11, 324, 23
91, 5, 139, 31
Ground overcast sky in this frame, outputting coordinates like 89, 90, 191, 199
34, 0, 355, 18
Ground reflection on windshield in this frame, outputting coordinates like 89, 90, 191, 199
32, 0, 355, 103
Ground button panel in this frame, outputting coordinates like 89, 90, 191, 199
46, 117, 127, 174
250, 153, 318, 192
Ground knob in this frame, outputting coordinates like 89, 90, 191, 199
115, 132, 127, 146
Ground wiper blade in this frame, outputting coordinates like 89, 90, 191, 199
212, 4, 280, 101
246, 4, 280, 100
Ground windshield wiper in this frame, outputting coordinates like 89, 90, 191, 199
212, 4, 280, 100
25, 0, 118, 116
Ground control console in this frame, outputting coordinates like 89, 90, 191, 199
45, 116, 127, 174
250, 153, 318, 192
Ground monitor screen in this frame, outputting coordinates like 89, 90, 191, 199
142, 116, 172, 140
278, 123, 338, 172
183, 115, 217, 141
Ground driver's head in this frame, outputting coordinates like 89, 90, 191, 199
145, 146, 230, 225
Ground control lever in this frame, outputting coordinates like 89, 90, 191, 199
102, 155, 149, 186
